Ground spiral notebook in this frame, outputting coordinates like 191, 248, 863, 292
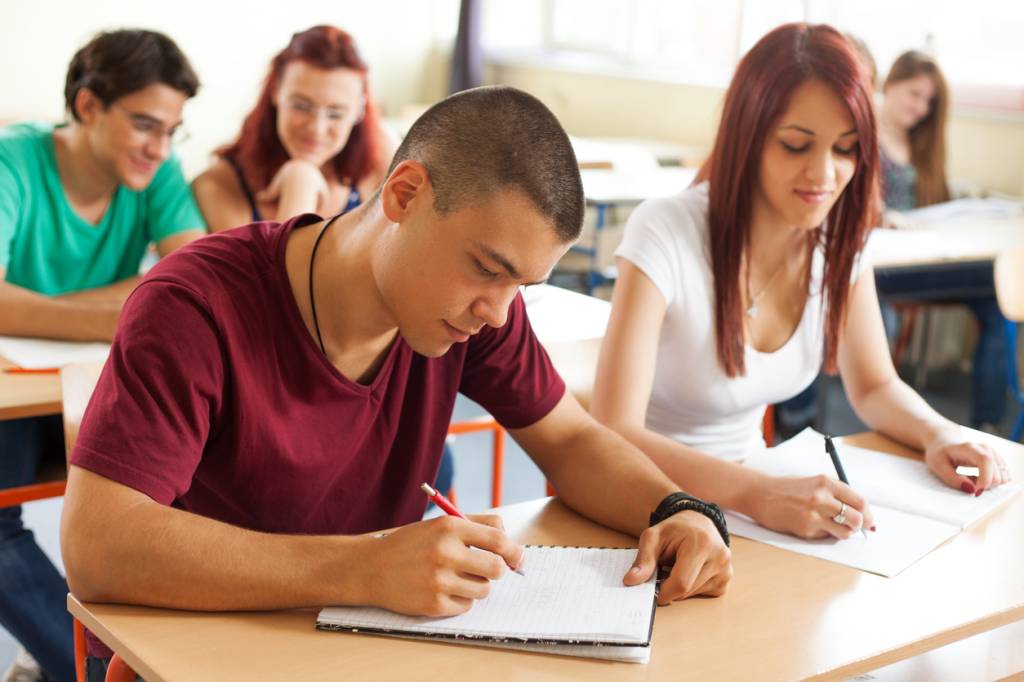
316, 545, 657, 663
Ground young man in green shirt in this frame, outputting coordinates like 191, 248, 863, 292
0, 29, 205, 682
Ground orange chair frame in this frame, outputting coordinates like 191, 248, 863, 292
446, 416, 506, 508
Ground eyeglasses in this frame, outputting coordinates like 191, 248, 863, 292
111, 103, 190, 146
285, 98, 365, 127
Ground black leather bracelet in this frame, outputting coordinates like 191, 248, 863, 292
649, 491, 730, 547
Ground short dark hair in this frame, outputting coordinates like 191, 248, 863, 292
64, 29, 200, 121
387, 86, 583, 243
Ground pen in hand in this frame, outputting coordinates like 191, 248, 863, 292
420, 482, 525, 576
824, 435, 869, 539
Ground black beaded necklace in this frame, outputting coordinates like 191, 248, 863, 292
307, 214, 344, 356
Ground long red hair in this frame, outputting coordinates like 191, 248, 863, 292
883, 51, 950, 206
699, 23, 879, 377
218, 25, 384, 191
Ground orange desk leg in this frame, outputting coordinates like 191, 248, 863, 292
446, 418, 506, 509
73, 617, 137, 682
74, 618, 86, 682
105, 655, 136, 682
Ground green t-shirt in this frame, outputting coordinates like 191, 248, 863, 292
0, 121, 205, 295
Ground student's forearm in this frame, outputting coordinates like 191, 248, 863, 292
57, 276, 141, 306
608, 422, 769, 517
850, 377, 959, 451
62, 469, 373, 610
0, 281, 119, 341
536, 420, 678, 536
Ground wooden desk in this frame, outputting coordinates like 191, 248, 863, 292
0, 355, 62, 421
68, 432, 1024, 681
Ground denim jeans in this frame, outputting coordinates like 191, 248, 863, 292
875, 262, 1009, 429
965, 297, 1009, 427
0, 415, 75, 682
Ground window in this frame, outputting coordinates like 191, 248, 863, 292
482, 0, 1024, 113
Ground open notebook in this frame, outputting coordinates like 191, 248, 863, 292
728, 428, 1020, 577
317, 546, 656, 663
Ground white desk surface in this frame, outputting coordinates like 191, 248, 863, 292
869, 216, 1024, 269
524, 284, 610, 344
581, 167, 697, 205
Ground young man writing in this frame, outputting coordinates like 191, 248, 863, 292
61, 86, 731, 674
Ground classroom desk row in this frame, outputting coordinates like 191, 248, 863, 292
3, 286, 1024, 680
69, 431, 1024, 681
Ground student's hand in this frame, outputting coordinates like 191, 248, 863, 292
364, 514, 525, 618
750, 474, 876, 540
924, 431, 1011, 495
880, 209, 913, 230
623, 510, 732, 604
257, 159, 328, 210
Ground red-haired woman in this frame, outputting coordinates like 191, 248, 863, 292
878, 51, 949, 215
193, 25, 395, 231
591, 23, 1010, 540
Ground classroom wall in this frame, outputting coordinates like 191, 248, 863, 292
0, 0, 459, 178
487, 62, 1024, 198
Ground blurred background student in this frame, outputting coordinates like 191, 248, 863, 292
877, 51, 1007, 431
193, 24, 395, 231
0, 28, 205, 682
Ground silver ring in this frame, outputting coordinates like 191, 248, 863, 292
832, 502, 847, 526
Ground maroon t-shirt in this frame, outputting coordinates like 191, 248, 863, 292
72, 213, 564, 534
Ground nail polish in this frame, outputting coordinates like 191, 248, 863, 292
960, 482, 975, 495
870, 526, 877, 532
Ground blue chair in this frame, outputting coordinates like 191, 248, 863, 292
995, 248, 1024, 441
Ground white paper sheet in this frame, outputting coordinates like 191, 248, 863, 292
0, 336, 110, 369
732, 428, 1020, 575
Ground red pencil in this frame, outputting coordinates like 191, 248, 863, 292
3, 367, 60, 375
420, 482, 467, 519
420, 482, 525, 576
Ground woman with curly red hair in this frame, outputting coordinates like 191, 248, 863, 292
592, 23, 1010, 541
193, 25, 394, 231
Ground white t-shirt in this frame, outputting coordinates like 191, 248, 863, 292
615, 183, 862, 461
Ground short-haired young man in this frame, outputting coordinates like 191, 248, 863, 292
0, 29, 205, 682
62, 86, 732, 673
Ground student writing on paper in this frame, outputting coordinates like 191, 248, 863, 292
875, 50, 1007, 432
191, 24, 454, 503
591, 23, 1011, 544
0, 30, 205, 682
61, 87, 732, 672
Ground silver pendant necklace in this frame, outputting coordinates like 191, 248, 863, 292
745, 257, 788, 318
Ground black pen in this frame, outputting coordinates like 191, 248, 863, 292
824, 435, 867, 538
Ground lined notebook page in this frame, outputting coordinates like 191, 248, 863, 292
317, 546, 655, 645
